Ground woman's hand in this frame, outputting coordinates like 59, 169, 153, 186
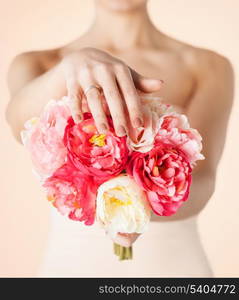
61, 47, 163, 136
110, 232, 140, 247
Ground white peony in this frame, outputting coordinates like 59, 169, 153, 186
96, 174, 151, 238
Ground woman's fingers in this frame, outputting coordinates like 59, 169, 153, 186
67, 84, 82, 123
83, 86, 109, 134
78, 68, 110, 133
116, 64, 144, 128
65, 68, 83, 123
63, 49, 164, 135
97, 69, 128, 137
130, 68, 164, 93
64, 63, 163, 134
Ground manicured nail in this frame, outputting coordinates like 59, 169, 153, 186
74, 114, 81, 124
133, 117, 143, 128
117, 125, 127, 137
99, 123, 108, 134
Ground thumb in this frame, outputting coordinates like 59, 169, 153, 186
131, 69, 164, 93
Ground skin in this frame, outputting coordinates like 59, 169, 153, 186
6, 0, 234, 248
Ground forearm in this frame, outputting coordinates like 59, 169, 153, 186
183, 169, 215, 216
6, 63, 66, 143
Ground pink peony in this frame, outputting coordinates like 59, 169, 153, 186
127, 142, 192, 216
43, 163, 97, 225
63, 113, 129, 182
156, 113, 204, 165
21, 98, 71, 178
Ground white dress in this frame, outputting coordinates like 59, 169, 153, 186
37, 208, 213, 277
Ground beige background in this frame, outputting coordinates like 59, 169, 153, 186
0, 0, 239, 277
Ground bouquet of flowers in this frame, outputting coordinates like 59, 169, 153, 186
21, 95, 204, 260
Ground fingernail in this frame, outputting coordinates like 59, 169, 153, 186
133, 117, 143, 128
74, 114, 81, 124
99, 123, 108, 134
117, 125, 127, 137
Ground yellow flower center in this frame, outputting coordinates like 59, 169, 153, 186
30, 117, 38, 125
103, 186, 132, 207
73, 201, 81, 208
89, 134, 106, 147
47, 195, 55, 203
152, 166, 159, 176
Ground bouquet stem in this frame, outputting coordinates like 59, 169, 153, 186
113, 243, 133, 260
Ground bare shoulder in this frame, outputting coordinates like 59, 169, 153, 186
179, 44, 234, 82
8, 48, 60, 95
162, 34, 234, 87
169, 39, 235, 106
9, 48, 60, 74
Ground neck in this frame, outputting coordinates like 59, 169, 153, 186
87, 4, 160, 51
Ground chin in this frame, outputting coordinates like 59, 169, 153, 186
97, 0, 147, 12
